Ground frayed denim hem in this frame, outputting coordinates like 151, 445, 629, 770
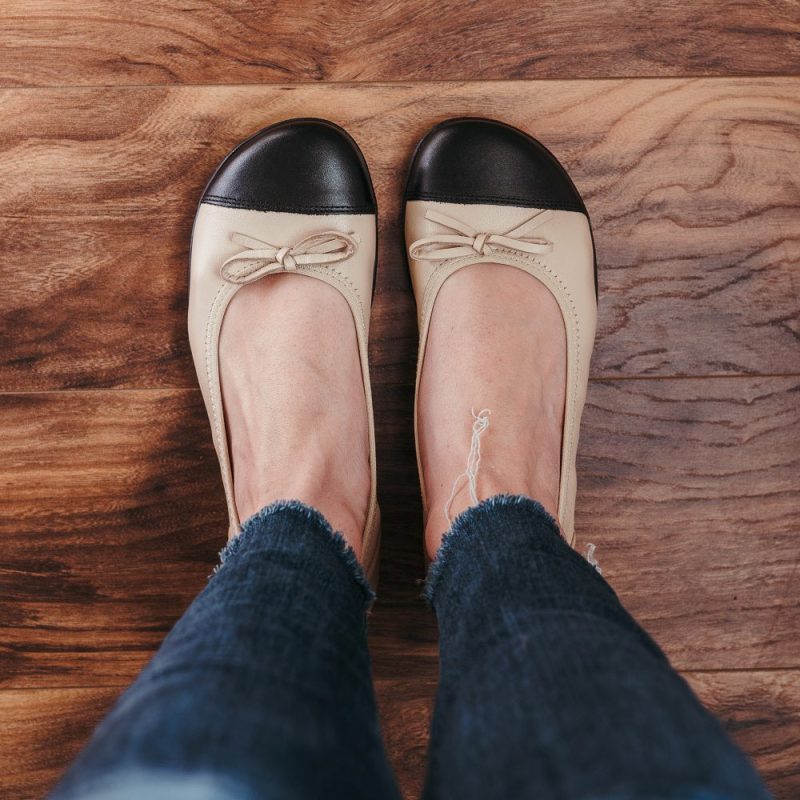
423, 493, 563, 605
214, 499, 375, 605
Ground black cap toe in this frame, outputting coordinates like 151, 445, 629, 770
405, 118, 586, 213
202, 118, 376, 215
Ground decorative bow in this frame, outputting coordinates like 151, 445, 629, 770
221, 230, 359, 284
408, 208, 554, 262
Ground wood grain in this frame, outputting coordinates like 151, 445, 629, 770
0, 687, 119, 800
1, 35, 798, 799
2, 670, 798, 800
1, 79, 798, 391
0, 390, 225, 687
1, 377, 796, 690
577, 377, 800, 669
684, 671, 800, 800
1, 1, 799, 88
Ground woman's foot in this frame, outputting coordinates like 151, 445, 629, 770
220, 273, 370, 559
417, 263, 566, 559
405, 118, 598, 558
189, 120, 379, 567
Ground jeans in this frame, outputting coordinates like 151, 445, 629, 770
50, 497, 771, 800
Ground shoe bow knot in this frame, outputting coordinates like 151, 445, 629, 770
221, 230, 359, 284
408, 208, 554, 262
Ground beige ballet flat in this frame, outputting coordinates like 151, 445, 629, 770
189, 119, 381, 584
405, 118, 597, 546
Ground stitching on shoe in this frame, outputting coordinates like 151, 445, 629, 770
406, 191, 586, 213
205, 281, 236, 510
203, 195, 376, 215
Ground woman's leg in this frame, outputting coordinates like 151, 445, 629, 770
423, 496, 770, 800
53, 147, 395, 799
51, 501, 400, 800
417, 266, 770, 799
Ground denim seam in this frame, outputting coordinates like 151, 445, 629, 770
214, 499, 375, 605
424, 494, 568, 604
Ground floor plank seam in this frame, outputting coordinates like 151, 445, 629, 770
1, 372, 799, 396
3, 74, 800, 92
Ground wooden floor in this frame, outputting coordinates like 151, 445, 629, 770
1, 3, 799, 798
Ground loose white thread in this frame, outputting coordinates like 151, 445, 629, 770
443, 408, 492, 526
585, 542, 602, 575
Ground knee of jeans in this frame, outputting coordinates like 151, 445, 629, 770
54, 768, 260, 800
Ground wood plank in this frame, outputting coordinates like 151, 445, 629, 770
375, 677, 437, 800
1, 670, 797, 799
1, 1, 799, 87
576, 377, 800, 669
0, 687, 119, 800
0, 390, 226, 687
1, 79, 798, 390
684, 671, 800, 800
1, 377, 797, 688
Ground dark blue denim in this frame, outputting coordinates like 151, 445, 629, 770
423, 496, 770, 800
50, 497, 771, 800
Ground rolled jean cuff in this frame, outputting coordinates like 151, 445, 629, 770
217, 499, 375, 608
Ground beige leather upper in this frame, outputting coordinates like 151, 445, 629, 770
406, 200, 597, 546
189, 202, 380, 577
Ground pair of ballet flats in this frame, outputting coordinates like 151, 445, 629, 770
188, 118, 597, 587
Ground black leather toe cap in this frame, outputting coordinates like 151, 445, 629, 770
405, 118, 586, 213
202, 118, 376, 214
